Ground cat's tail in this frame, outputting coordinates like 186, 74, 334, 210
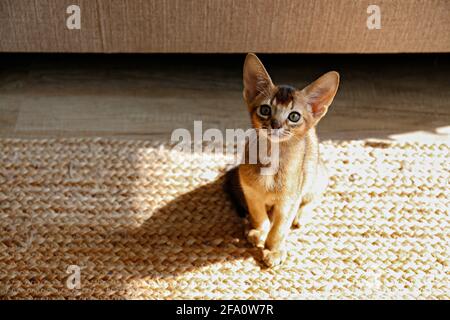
223, 167, 248, 217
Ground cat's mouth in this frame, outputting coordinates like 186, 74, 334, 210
259, 128, 293, 142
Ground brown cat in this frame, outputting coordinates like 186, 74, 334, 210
225, 53, 339, 267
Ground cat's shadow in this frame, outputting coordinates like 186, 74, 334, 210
104, 176, 263, 283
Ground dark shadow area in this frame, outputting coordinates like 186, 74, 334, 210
58, 175, 263, 298
0, 53, 449, 142
108, 176, 257, 276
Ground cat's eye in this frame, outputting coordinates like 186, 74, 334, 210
257, 104, 271, 117
288, 111, 301, 122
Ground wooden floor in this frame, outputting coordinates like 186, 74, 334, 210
0, 54, 449, 143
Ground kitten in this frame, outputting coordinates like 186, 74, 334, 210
225, 53, 339, 267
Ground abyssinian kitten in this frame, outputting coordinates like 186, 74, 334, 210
225, 53, 339, 267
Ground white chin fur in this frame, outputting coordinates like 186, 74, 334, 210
258, 129, 291, 143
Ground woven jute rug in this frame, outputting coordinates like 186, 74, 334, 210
0, 138, 448, 299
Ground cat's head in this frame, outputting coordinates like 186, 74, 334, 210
243, 53, 339, 142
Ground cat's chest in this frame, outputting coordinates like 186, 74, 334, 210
257, 166, 296, 192
258, 173, 279, 191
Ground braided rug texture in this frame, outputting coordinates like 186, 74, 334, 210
0, 138, 448, 299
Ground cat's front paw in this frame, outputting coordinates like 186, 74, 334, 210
262, 249, 287, 267
247, 229, 266, 248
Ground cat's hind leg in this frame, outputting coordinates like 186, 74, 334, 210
292, 196, 316, 229
292, 161, 329, 229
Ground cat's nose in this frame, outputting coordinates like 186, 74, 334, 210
270, 120, 282, 129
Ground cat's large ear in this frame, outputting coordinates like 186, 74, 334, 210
243, 53, 274, 103
302, 71, 340, 121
